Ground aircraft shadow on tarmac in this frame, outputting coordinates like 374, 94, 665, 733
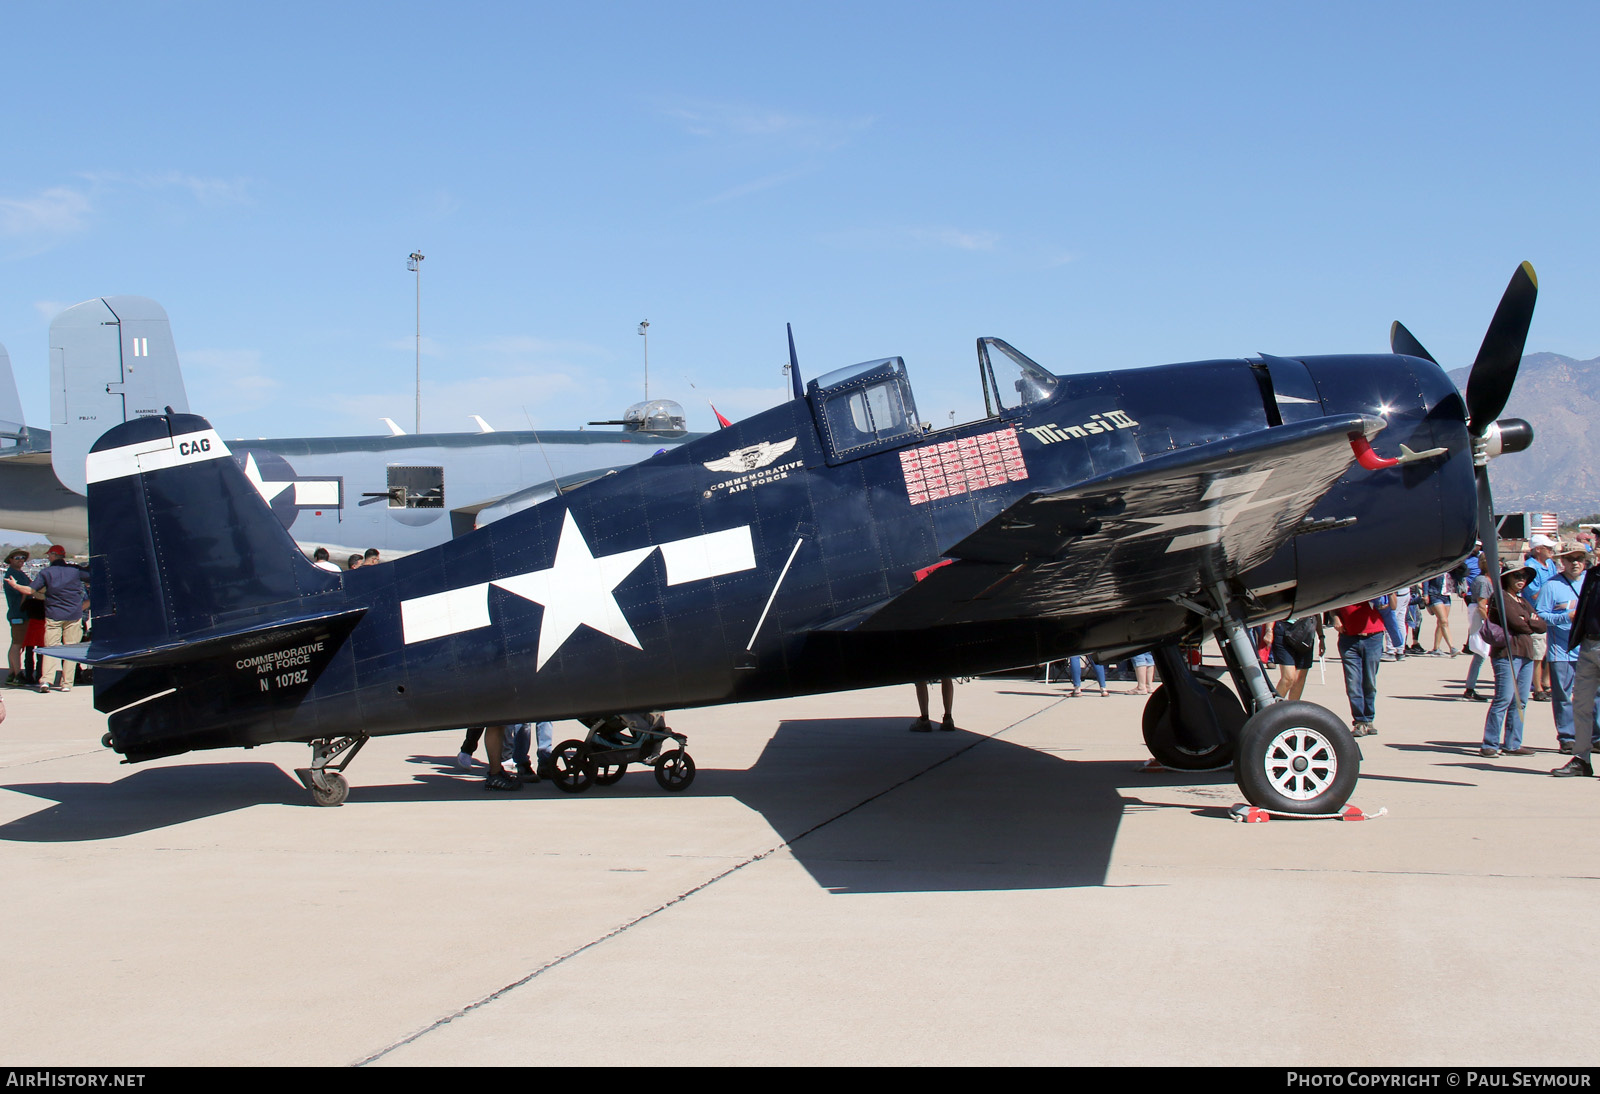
0, 717, 1232, 893
723, 717, 1204, 893
0, 762, 307, 842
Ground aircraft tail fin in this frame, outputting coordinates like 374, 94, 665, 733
87, 410, 340, 659
84, 411, 353, 760
0, 341, 26, 451
50, 296, 191, 494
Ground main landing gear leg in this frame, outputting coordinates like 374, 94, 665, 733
295, 734, 369, 807
1161, 581, 1360, 815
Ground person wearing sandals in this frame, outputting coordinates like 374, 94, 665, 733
1068, 655, 1107, 697
477, 724, 521, 790
1130, 651, 1155, 694
3, 549, 30, 686
910, 678, 955, 732
1481, 564, 1544, 758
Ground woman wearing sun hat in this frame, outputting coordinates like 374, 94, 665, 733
2, 548, 31, 686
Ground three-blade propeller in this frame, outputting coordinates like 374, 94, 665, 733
1390, 262, 1538, 636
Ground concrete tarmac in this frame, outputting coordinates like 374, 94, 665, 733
1, 653, 1596, 1067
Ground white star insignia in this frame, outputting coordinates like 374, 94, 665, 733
242, 453, 291, 503
492, 510, 656, 669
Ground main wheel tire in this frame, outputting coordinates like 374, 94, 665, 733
1233, 701, 1359, 815
653, 749, 696, 792
1141, 674, 1246, 769
309, 773, 349, 807
551, 740, 595, 794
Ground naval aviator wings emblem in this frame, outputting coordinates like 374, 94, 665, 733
703, 437, 798, 474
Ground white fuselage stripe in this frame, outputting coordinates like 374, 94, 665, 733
400, 584, 492, 645
659, 525, 756, 585
85, 429, 231, 484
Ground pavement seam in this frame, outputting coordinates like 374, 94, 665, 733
351, 693, 1068, 1066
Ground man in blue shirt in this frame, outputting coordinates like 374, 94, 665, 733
1553, 557, 1600, 777
29, 545, 85, 693
1537, 549, 1591, 752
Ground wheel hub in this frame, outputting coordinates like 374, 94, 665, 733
1263, 727, 1337, 801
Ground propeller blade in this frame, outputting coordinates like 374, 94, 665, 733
1464, 262, 1538, 435
1476, 468, 1509, 643
1389, 321, 1437, 364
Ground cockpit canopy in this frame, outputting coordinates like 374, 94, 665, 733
809, 357, 921, 460
979, 338, 1058, 415
808, 339, 1059, 465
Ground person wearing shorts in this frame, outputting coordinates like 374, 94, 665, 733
1271, 616, 1319, 701
1130, 651, 1155, 694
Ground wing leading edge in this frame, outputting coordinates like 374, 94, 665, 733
851, 413, 1382, 632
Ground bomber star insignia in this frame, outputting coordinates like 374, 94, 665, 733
704, 437, 797, 474
492, 510, 656, 669
242, 453, 291, 503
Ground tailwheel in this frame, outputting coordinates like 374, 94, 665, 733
550, 740, 595, 794
309, 773, 349, 808
295, 734, 367, 807
1233, 701, 1359, 814
1141, 673, 1245, 770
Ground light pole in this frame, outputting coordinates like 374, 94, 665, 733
408, 250, 424, 433
637, 320, 650, 400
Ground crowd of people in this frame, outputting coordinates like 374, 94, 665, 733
1269, 532, 1600, 776
900, 532, 1600, 791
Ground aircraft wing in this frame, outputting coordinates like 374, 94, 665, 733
850, 413, 1380, 632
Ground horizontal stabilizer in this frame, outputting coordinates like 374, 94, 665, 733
60, 605, 366, 670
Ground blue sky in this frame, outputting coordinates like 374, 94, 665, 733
2, 1, 1595, 438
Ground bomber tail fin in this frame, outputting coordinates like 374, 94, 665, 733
0, 341, 26, 452
83, 412, 356, 761
50, 296, 190, 493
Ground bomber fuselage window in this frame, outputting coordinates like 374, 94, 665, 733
387, 465, 445, 509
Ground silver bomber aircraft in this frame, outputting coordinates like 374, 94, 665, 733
0, 296, 702, 555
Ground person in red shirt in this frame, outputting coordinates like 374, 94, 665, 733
1332, 597, 1389, 736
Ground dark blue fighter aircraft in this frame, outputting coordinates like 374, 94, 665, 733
66, 265, 1539, 815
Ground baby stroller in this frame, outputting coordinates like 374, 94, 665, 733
550, 711, 696, 794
